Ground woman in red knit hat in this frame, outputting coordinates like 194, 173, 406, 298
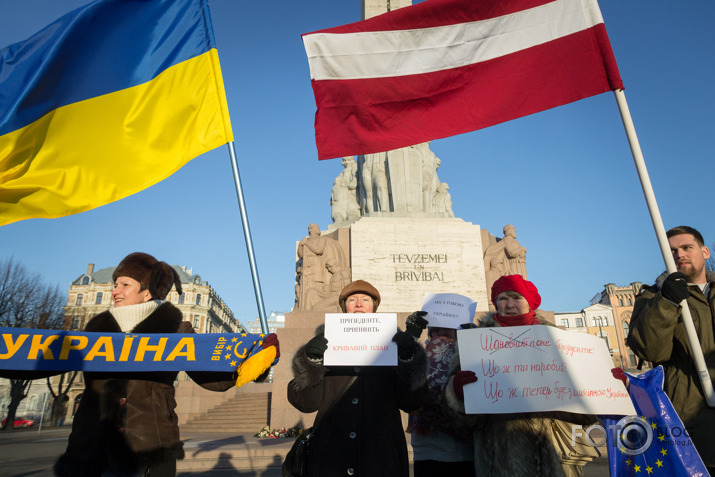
443, 275, 598, 477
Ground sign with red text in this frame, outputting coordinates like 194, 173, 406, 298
323, 313, 397, 366
457, 326, 635, 415
421, 293, 477, 329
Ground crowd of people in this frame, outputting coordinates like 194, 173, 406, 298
286, 224, 715, 477
2, 223, 714, 477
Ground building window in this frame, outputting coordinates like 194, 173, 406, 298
560, 319, 569, 328
575, 317, 584, 327
178, 294, 185, 305
195, 294, 202, 305
627, 296, 633, 306
628, 350, 638, 368
623, 320, 630, 336
76, 294, 83, 306
618, 297, 624, 306
193, 315, 200, 329
71, 316, 81, 329
81, 276, 90, 285
95, 292, 103, 305
594, 317, 608, 327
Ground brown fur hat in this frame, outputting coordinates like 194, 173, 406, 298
112, 252, 182, 300
338, 280, 381, 312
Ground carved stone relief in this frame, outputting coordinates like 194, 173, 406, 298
295, 224, 350, 312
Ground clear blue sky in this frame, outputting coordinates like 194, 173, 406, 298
1, 0, 714, 326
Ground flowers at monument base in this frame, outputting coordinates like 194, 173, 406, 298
254, 426, 304, 438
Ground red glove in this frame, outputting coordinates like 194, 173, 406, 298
611, 367, 628, 387
453, 370, 478, 400
263, 333, 280, 359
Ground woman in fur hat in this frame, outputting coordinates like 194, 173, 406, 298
443, 275, 597, 477
54, 252, 278, 477
286, 280, 428, 477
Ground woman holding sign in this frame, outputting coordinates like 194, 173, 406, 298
443, 275, 597, 477
286, 280, 428, 477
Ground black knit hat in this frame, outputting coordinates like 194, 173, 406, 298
112, 252, 182, 300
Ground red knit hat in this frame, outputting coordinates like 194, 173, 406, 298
491, 275, 541, 311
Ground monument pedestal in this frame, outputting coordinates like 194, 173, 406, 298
350, 216, 489, 312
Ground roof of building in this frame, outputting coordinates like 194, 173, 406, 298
72, 265, 207, 286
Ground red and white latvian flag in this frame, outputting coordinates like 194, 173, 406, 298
303, 0, 623, 160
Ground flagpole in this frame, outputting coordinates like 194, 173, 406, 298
613, 89, 715, 407
226, 142, 269, 335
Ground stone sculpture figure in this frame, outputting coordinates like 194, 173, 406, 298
484, 254, 506, 310
296, 223, 347, 310
483, 225, 528, 300
303, 258, 351, 311
331, 157, 360, 223
434, 182, 454, 218
501, 224, 527, 278
359, 152, 389, 213
421, 146, 441, 213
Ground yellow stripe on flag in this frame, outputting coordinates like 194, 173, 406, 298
0, 49, 232, 226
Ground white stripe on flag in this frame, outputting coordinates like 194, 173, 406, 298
304, 0, 605, 80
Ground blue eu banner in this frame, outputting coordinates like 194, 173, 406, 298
601, 366, 708, 477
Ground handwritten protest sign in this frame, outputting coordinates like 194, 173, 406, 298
324, 313, 397, 366
421, 293, 477, 329
457, 325, 635, 415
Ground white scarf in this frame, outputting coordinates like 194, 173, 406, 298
110, 300, 162, 332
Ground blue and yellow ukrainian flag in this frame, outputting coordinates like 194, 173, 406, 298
0, 0, 233, 226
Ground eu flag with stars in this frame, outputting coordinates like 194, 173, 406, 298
601, 366, 708, 476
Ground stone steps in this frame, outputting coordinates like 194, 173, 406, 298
181, 392, 271, 433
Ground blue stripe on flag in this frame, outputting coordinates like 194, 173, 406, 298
0, 0, 216, 136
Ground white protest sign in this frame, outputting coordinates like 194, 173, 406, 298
457, 325, 635, 415
421, 293, 477, 329
323, 313, 397, 366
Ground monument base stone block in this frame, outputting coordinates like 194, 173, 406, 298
349, 217, 489, 312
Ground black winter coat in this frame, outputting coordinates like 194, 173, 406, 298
287, 330, 428, 477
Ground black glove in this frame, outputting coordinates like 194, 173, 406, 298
460, 322, 478, 329
661, 272, 689, 303
305, 335, 328, 360
405, 311, 429, 338
392, 331, 417, 361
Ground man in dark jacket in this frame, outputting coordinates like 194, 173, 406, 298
627, 225, 715, 472
287, 280, 428, 477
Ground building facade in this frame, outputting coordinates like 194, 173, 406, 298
245, 311, 286, 335
556, 304, 622, 367
556, 282, 645, 372
592, 282, 644, 371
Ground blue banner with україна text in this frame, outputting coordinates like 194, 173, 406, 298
0, 327, 277, 373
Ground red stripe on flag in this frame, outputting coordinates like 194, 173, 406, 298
308, 0, 556, 34
311, 24, 621, 160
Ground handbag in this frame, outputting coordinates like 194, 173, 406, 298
282, 376, 358, 477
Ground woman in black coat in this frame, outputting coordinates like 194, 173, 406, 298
287, 280, 428, 477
